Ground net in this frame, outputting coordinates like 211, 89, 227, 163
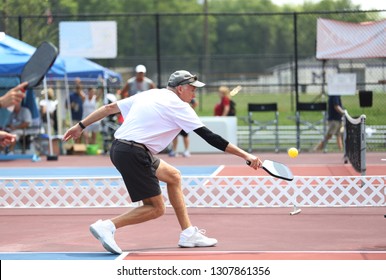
1, 176, 385, 208
343, 111, 366, 175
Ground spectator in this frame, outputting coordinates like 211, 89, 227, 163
314, 95, 345, 152
5, 101, 32, 154
69, 79, 85, 142
214, 86, 235, 116
120, 64, 156, 98
39, 88, 58, 134
169, 98, 198, 157
0, 83, 27, 152
82, 87, 102, 145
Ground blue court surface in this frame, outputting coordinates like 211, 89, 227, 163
0, 165, 220, 178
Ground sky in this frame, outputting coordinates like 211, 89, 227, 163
271, 0, 386, 10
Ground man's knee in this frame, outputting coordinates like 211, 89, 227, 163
164, 168, 182, 185
144, 196, 166, 219
153, 203, 166, 219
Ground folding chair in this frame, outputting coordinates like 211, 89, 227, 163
247, 103, 279, 153
295, 102, 327, 151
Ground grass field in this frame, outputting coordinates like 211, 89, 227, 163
195, 91, 385, 126
89, 91, 384, 153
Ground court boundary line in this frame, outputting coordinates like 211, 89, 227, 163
211, 165, 225, 176
116, 252, 130, 260
122, 250, 386, 254
122, 250, 386, 260
0, 251, 118, 255
2, 250, 385, 255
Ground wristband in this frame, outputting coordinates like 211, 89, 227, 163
78, 121, 86, 130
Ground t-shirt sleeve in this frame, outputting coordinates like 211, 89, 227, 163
222, 97, 230, 106
172, 104, 204, 133
116, 96, 135, 119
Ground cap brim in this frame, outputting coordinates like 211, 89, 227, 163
189, 80, 205, 88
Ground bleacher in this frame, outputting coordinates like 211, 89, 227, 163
237, 124, 386, 152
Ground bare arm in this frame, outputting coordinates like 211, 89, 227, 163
120, 83, 129, 98
334, 104, 345, 115
222, 104, 230, 116
63, 102, 120, 142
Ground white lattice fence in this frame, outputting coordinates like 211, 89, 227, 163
0, 176, 385, 208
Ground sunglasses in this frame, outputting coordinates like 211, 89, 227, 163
175, 75, 197, 86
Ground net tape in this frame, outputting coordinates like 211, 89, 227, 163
1, 176, 385, 208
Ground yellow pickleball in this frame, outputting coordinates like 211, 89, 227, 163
288, 147, 299, 158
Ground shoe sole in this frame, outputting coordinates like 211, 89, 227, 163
178, 241, 217, 248
90, 225, 122, 254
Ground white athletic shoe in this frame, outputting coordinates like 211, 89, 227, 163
182, 150, 191, 157
178, 227, 218, 248
89, 220, 122, 254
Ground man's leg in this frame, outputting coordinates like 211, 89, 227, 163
336, 133, 343, 151
155, 159, 217, 247
111, 195, 166, 229
182, 135, 191, 157
90, 194, 165, 254
169, 137, 178, 157
155, 159, 191, 230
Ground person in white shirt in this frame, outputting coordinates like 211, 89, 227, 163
63, 70, 262, 254
39, 88, 58, 134
82, 87, 101, 145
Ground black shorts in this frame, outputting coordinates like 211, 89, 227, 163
110, 139, 161, 202
179, 130, 188, 137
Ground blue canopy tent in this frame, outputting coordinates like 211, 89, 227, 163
49, 56, 122, 128
59, 56, 121, 82
0, 34, 66, 125
1, 34, 122, 92
0, 34, 67, 159
0, 34, 122, 120
1, 34, 122, 159
0, 33, 66, 77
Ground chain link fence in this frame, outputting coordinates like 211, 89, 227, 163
1, 10, 385, 151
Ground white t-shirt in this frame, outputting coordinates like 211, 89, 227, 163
39, 99, 57, 114
83, 95, 97, 118
114, 88, 204, 154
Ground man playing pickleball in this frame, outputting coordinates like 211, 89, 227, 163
63, 70, 262, 254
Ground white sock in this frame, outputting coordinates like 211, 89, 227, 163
181, 226, 196, 237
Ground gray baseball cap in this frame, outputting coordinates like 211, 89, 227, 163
167, 70, 205, 88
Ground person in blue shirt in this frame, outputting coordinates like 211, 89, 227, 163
314, 95, 345, 152
69, 80, 85, 143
